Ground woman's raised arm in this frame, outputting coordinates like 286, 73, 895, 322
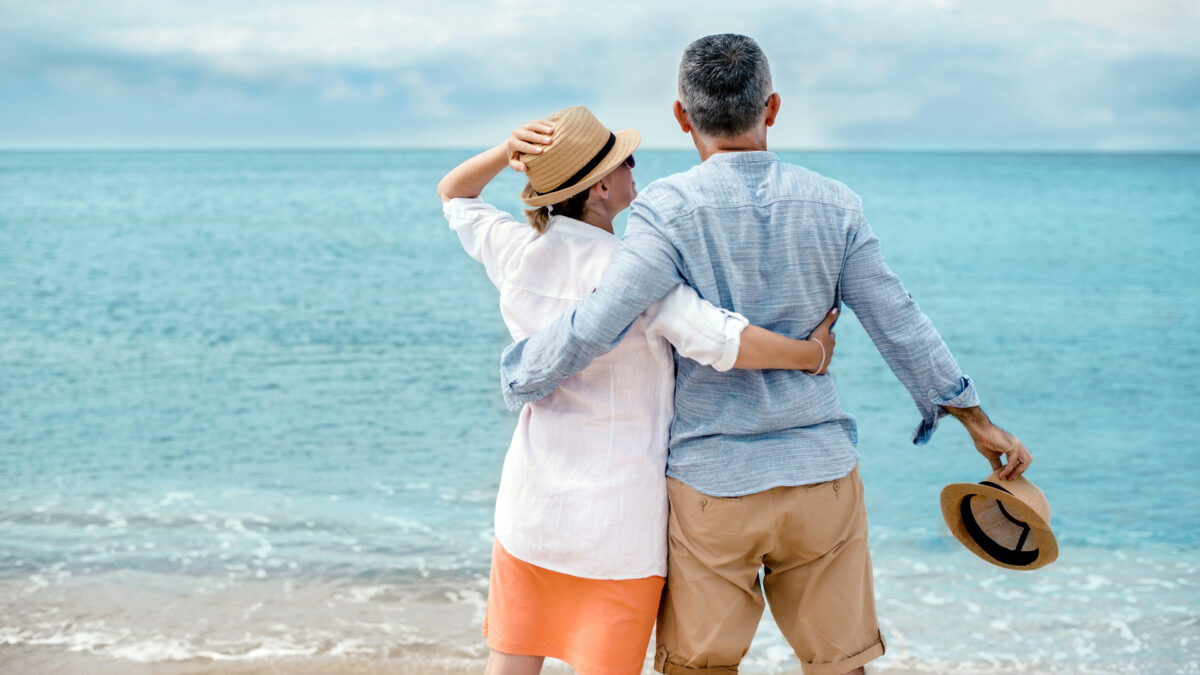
436, 120, 555, 203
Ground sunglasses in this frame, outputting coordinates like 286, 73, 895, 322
623, 155, 636, 169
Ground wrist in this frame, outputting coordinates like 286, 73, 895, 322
945, 405, 990, 434
805, 339, 825, 372
495, 141, 515, 163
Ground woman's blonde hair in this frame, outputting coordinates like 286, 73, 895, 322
524, 186, 592, 233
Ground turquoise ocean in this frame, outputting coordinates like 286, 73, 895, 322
1, 150, 1198, 673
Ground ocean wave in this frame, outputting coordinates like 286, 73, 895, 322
1, 547, 1198, 673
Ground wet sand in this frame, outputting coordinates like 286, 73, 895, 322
3, 646, 962, 675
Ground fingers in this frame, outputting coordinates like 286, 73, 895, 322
977, 436, 1003, 472
521, 120, 554, 136
508, 138, 548, 156
815, 306, 839, 330
987, 454, 1003, 472
1001, 443, 1032, 480
993, 454, 1012, 475
820, 305, 840, 326
994, 443, 1032, 480
999, 456, 1017, 480
512, 129, 553, 146
512, 122, 554, 149
805, 307, 840, 375
507, 123, 554, 172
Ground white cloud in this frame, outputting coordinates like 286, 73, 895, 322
1, 0, 1196, 149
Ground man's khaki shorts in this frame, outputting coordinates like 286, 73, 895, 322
654, 465, 885, 675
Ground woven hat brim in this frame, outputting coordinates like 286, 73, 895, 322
520, 129, 641, 207
940, 482, 1059, 571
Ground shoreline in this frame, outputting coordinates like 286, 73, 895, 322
0, 645, 971, 675
4, 552, 1196, 675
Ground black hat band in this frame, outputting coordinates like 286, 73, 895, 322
536, 132, 616, 196
959, 481, 1039, 567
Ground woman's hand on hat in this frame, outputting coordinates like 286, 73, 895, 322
507, 120, 555, 172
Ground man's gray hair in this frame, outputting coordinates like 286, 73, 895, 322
678, 34, 773, 138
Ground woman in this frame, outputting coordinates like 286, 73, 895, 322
437, 106, 837, 675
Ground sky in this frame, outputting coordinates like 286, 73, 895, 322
1, 0, 1197, 150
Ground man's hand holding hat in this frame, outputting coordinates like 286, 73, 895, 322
944, 405, 1033, 480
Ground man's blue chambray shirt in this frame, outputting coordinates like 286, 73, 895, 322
500, 151, 979, 497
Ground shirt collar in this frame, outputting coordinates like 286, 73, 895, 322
546, 215, 616, 240
702, 150, 778, 164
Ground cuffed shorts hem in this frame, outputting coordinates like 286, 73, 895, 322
654, 648, 739, 675
800, 632, 886, 675
656, 467, 883, 675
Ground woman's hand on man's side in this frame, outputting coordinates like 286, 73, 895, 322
807, 307, 838, 375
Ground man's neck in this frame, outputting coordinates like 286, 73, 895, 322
693, 131, 768, 162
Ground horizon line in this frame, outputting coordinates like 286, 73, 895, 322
2, 145, 1198, 155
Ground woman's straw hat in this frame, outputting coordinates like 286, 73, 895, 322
940, 469, 1059, 571
519, 106, 640, 207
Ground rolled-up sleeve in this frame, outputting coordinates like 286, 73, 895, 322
499, 198, 686, 410
443, 197, 530, 288
839, 213, 980, 445
642, 284, 748, 372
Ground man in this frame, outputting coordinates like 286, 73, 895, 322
501, 34, 1032, 675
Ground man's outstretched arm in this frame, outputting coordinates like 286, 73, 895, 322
500, 201, 686, 409
840, 212, 1032, 477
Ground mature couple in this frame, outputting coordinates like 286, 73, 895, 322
438, 33, 1031, 675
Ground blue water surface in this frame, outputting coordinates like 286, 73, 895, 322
1, 150, 1197, 672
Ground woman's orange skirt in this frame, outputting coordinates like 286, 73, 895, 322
484, 539, 665, 675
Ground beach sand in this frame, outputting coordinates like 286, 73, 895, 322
0, 569, 1033, 675
1, 567, 1134, 674
1, 646, 959, 675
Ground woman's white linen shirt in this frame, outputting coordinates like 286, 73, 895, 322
444, 197, 747, 579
